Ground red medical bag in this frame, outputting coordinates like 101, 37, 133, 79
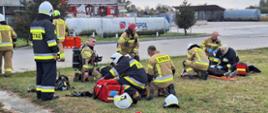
93, 78, 124, 103
236, 63, 248, 76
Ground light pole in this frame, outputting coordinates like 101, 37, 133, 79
2, 0, 6, 17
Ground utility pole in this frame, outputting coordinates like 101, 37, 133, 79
2, 0, 5, 17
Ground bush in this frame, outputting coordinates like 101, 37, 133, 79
13, 0, 68, 42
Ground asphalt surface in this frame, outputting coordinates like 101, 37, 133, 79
0, 91, 51, 113
13, 22, 268, 72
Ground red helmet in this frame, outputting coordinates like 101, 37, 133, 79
128, 23, 137, 31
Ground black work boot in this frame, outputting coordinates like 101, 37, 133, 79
200, 71, 208, 80
167, 84, 176, 95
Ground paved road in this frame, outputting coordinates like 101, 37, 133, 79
0, 91, 51, 113
13, 22, 268, 72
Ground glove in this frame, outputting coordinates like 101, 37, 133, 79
184, 60, 192, 66
57, 52, 65, 62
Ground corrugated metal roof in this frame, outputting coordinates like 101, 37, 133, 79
174, 5, 225, 11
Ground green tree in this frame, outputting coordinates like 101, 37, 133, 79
259, 0, 268, 13
156, 5, 173, 14
13, 0, 68, 43
175, 0, 196, 35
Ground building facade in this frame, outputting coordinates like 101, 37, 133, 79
174, 5, 225, 21
67, 0, 127, 17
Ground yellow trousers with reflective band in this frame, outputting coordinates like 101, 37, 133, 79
0, 50, 13, 75
185, 61, 209, 74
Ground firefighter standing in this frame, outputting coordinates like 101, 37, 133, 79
201, 32, 222, 55
80, 38, 102, 81
0, 14, 17, 76
146, 45, 176, 100
53, 10, 67, 61
30, 1, 61, 101
104, 53, 148, 104
116, 23, 140, 61
182, 44, 209, 80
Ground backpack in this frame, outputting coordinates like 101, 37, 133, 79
55, 75, 71, 91
93, 78, 124, 103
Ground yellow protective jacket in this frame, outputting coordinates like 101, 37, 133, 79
0, 25, 17, 51
81, 45, 95, 71
53, 18, 67, 41
116, 32, 139, 56
147, 53, 175, 86
186, 47, 209, 71
200, 37, 222, 50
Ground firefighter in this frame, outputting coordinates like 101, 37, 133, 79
30, 1, 61, 101
52, 10, 67, 61
0, 14, 17, 76
116, 23, 140, 61
146, 45, 176, 100
200, 32, 222, 56
209, 47, 239, 76
104, 52, 148, 104
80, 38, 102, 81
181, 44, 209, 80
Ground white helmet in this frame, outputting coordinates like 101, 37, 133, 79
163, 94, 180, 108
0, 14, 5, 22
38, 1, 53, 16
110, 53, 123, 64
114, 93, 133, 109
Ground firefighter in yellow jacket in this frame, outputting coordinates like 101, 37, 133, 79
0, 14, 17, 76
146, 45, 176, 100
182, 44, 209, 80
200, 32, 222, 55
80, 38, 102, 81
53, 10, 67, 61
116, 23, 140, 61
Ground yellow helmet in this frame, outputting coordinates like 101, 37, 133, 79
53, 10, 61, 17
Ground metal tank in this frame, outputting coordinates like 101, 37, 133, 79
66, 17, 170, 37
224, 9, 261, 21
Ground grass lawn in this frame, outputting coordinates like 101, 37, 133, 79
15, 38, 29, 48
81, 32, 207, 43
0, 48, 268, 113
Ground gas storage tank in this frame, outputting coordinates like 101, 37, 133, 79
224, 9, 261, 21
66, 17, 170, 37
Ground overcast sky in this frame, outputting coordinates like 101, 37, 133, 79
129, 0, 260, 9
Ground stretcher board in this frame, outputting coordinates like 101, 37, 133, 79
209, 75, 237, 81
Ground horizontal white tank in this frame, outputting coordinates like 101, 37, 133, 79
66, 17, 170, 36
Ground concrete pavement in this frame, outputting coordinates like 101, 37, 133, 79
0, 91, 51, 113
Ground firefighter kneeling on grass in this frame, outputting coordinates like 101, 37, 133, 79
73, 38, 102, 82
104, 53, 147, 109
181, 44, 209, 80
146, 45, 176, 100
